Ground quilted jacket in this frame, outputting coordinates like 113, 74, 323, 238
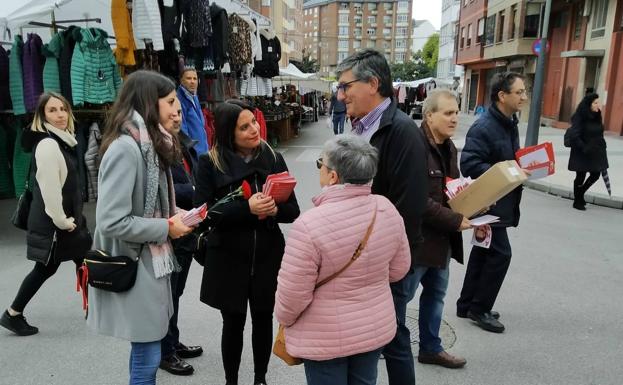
132, 0, 164, 50
9, 35, 26, 115
0, 46, 11, 110
23, 33, 45, 112
275, 184, 410, 360
70, 28, 122, 106
42, 32, 63, 93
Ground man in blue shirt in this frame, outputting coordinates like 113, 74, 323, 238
177, 68, 208, 155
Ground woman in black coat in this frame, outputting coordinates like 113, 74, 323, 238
0, 92, 91, 336
193, 100, 300, 385
567, 93, 609, 210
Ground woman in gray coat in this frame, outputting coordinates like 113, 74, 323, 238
87, 71, 193, 385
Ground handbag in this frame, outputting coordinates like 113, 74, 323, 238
11, 159, 34, 230
273, 207, 378, 366
76, 246, 143, 311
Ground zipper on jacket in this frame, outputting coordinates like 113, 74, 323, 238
251, 174, 259, 276
44, 231, 57, 266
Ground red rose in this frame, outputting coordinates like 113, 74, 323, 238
241, 180, 252, 200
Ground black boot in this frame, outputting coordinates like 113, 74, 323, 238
573, 185, 586, 211
0, 310, 39, 336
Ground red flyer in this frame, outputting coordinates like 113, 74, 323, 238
515, 142, 555, 180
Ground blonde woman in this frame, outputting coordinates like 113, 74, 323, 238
1, 92, 92, 336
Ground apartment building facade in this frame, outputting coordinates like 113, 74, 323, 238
302, 0, 414, 76
437, 0, 463, 83
250, 0, 304, 66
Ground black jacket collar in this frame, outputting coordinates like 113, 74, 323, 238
489, 103, 519, 131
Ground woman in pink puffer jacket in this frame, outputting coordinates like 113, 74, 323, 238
275, 135, 411, 385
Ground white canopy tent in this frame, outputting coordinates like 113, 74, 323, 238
273, 63, 331, 93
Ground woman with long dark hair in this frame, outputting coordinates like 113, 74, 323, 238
0, 92, 92, 336
567, 93, 609, 210
87, 70, 193, 385
193, 100, 300, 385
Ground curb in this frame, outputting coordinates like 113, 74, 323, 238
524, 181, 623, 209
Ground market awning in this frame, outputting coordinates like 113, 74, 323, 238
560, 49, 606, 58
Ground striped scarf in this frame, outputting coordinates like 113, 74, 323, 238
123, 111, 180, 278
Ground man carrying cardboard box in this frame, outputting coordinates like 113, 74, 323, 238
414, 89, 472, 368
456, 72, 529, 333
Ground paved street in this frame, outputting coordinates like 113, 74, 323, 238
1, 117, 622, 385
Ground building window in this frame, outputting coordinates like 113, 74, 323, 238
396, 27, 408, 36
396, 52, 406, 62
368, 16, 376, 24
384, 16, 392, 25
339, 14, 349, 24
383, 28, 392, 35
339, 26, 349, 36
591, 0, 608, 38
397, 2, 408, 12
476, 17, 485, 44
353, 40, 361, 48
524, 3, 541, 38
338, 39, 349, 49
354, 15, 362, 24
397, 14, 408, 23
510, 5, 517, 40
338, 52, 348, 62
460, 26, 465, 48
383, 2, 393, 11
354, 28, 362, 36
485, 15, 496, 45
395, 39, 406, 48
367, 28, 376, 36
340, 2, 349, 10
383, 41, 390, 49
262, 0, 271, 6
467, 23, 472, 46
367, 40, 376, 48
368, 2, 377, 11
497, 11, 505, 42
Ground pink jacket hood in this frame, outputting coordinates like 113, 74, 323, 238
275, 184, 411, 361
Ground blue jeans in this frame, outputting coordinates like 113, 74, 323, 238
332, 113, 346, 134
303, 348, 382, 385
412, 263, 450, 355
129, 341, 161, 385
382, 270, 417, 385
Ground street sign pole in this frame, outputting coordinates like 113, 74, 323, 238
525, 0, 553, 147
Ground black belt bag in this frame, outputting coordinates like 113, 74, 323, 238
76, 247, 142, 312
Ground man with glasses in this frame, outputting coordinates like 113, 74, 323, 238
335, 49, 428, 385
456, 72, 529, 333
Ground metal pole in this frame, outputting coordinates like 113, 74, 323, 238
525, 0, 553, 147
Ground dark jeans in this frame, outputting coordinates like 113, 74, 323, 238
574, 171, 600, 193
221, 307, 273, 384
161, 250, 193, 358
11, 259, 81, 313
412, 263, 450, 355
457, 227, 512, 315
129, 341, 161, 385
303, 348, 383, 385
332, 113, 346, 135
382, 270, 417, 385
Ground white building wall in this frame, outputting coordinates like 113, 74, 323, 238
411, 20, 437, 54
437, 0, 463, 82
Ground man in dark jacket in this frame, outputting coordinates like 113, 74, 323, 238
336, 49, 428, 385
457, 72, 529, 333
329, 91, 347, 134
415, 90, 471, 369
159, 99, 203, 376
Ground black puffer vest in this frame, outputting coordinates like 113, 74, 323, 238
25, 130, 91, 264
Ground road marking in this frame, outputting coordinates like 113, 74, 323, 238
296, 149, 321, 162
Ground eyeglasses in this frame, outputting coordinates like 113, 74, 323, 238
508, 89, 527, 96
316, 158, 329, 169
336, 79, 361, 93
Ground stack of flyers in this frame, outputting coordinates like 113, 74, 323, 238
515, 142, 555, 180
180, 203, 208, 227
444, 176, 474, 200
263, 172, 297, 203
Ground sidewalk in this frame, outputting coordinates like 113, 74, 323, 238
452, 113, 623, 209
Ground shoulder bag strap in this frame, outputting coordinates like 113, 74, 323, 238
315, 202, 377, 289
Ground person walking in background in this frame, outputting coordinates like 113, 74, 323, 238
414, 90, 471, 369
193, 100, 300, 385
275, 135, 410, 385
158, 98, 204, 376
567, 93, 609, 211
457, 72, 529, 334
335, 49, 428, 385
177, 67, 208, 155
0, 92, 92, 336
329, 91, 346, 135
87, 71, 194, 385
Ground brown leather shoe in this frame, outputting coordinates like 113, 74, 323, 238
418, 351, 466, 369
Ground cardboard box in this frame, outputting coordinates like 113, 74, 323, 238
448, 160, 527, 218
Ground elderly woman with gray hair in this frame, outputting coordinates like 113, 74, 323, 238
275, 135, 411, 385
